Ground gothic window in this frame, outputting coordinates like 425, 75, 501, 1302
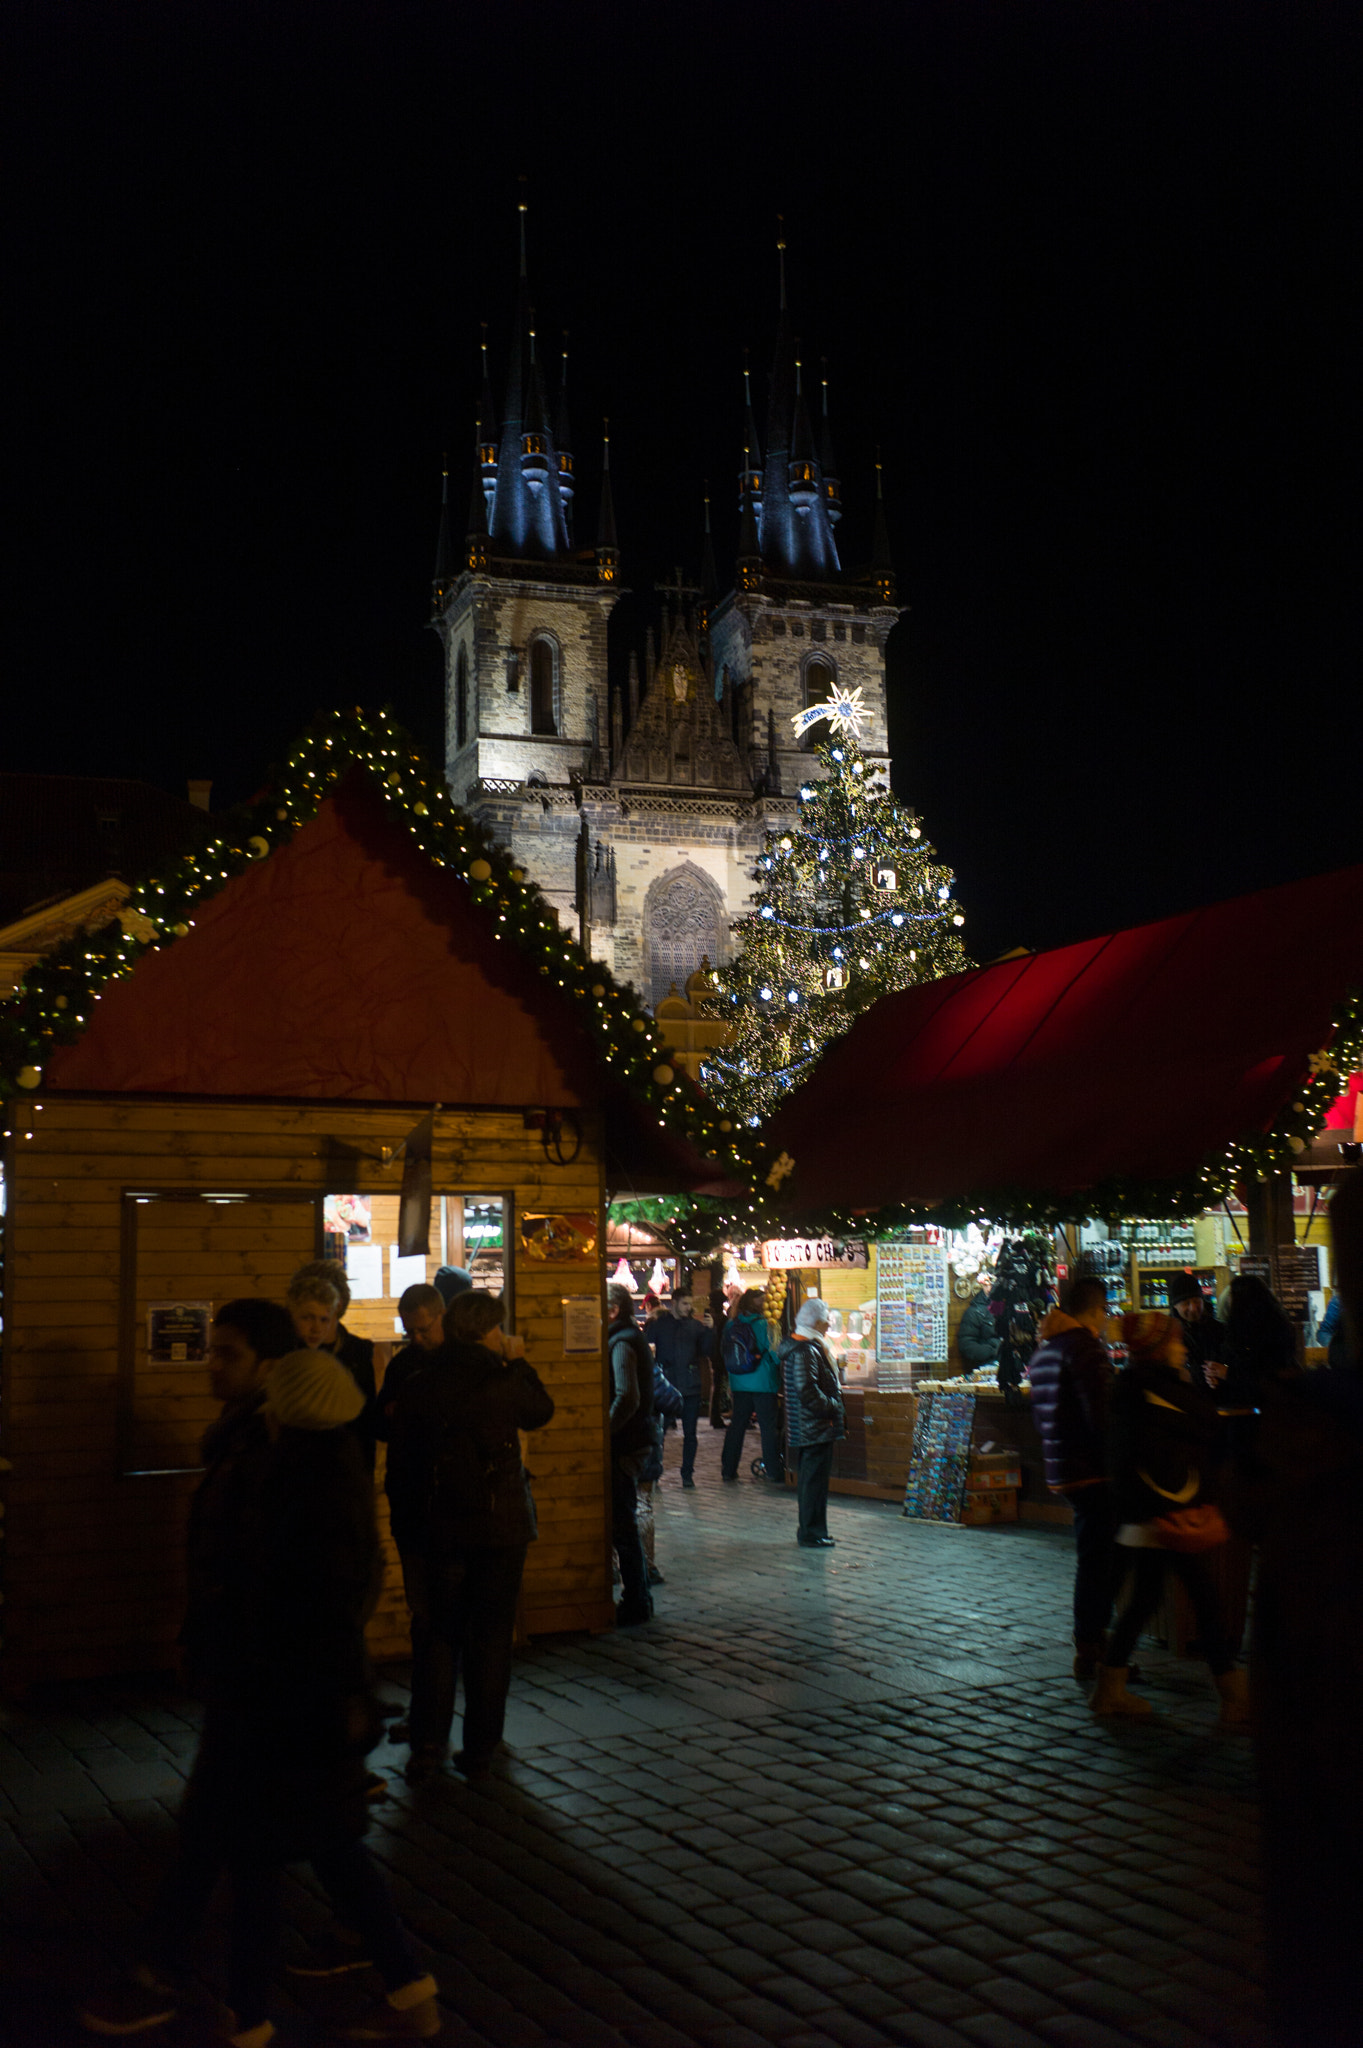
530, 637, 557, 736
802, 655, 837, 744
455, 645, 469, 750
644, 864, 724, 1010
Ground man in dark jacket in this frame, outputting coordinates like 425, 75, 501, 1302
389, 1291, 554, 1782
608, 1284, 656, 1624
780, 1297, 845, 1548
956, 1287, 1001, 1373
1028, 1276, 1118, 1678
648, 1290, 713, 1489
1168, 1269, 1227, 1388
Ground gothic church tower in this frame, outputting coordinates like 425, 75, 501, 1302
432, 221, 902, 1009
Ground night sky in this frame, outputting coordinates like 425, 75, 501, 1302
10, 2, 1361, 961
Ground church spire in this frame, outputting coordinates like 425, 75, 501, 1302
595, 419, 619, 583
869, 448, 895, 604
555, 332, 574, 540
754, 224, 840, 583
432, 458, 453, 606
700, 486, 718, 608
820, 359, 841, 526
485, 196, 573, 560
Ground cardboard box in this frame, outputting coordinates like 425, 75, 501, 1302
967, 1463, 1022, 1490
961, 1488, 1019, 1525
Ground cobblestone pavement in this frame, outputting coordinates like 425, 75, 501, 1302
0, 1419, 1265, 2048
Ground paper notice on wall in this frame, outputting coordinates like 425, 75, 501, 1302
562, 1296, 601, 1354
390, 1246, 427, 1296
345, 1243, 384, 1300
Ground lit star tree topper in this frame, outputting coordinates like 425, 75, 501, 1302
702, 730, 970, 1126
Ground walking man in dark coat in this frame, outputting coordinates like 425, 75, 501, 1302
648, 1289, 713, 1489
388, 1291, 554, 1783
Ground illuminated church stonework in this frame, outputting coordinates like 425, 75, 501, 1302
431, 220, 900, 1007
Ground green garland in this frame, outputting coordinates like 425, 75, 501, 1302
0, 708, 771, 1206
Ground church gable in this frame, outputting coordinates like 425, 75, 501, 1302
615, 602, 747, 794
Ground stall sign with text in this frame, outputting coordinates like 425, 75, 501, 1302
761, 1237, 868, 1271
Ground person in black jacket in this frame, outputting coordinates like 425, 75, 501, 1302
80, 1314, 438, 2046
1027, 1278, 1119, 1678
607, 1284, 657, 1625
288, 1258, 380, 1471
388, 1291, 554, 1783
780, 1297, 845, 1548
956, 1287, 1001, 1373
1167, 1269, 1228, 1392
1093, 1309, 1246, 1726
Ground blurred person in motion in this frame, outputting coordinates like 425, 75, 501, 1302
1092, 1310, 1246, 1726
1027, 1276, 1120, 1679
1167, 1268, 1228, 1392
1234, 1167, 1363, 2048
780, 1297, 845, 1547
638, 1355, 684, 1583
607, 1283, 657, 1624
388, 1291, 553, 1783
79, 1314, 438, 2044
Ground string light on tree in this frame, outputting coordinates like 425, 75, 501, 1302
702, 727, 971, 1124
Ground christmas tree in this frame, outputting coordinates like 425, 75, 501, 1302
703, 690, 969, 1125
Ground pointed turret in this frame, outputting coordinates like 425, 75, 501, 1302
869, 448, 895, 604
700, 488, 718, 618
477, 324, 498, 514
819, 360, 842, 526
752, 223, 840, 583
484, 198, 573, 560
596, 419, 619, 584
555, 332, 574, 539
432, 460, 453, 608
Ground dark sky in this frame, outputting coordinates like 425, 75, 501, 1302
9, 1, 1361, 959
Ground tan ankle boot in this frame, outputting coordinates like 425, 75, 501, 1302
1215, 1667, 1250, 1730
1091, 1663, 1154, 1717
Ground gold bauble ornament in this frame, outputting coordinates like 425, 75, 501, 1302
652, 1064, 675, 1086
54, 995, 68, 1010
719, 1119, 732, 1132
468, 859, 492, 882
386, 770, 401, 786
631, 1018, 647, 1034
275, 807, 288, 821
591, 984, 606, 999
17, 1065, 42, 1090
247, 836, 269, 859
509, 866, 525, 883
413, 801, 428, 816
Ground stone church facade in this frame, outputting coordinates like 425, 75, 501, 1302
432, 222, 901, 1008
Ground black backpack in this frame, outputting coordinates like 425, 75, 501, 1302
723, 1317, 762, 1377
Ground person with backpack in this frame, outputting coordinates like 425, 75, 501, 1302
607, 1283, 657, 1624
720, 1287, 784, 1485
388, 1292, 554, 1783
638, 1357, 684, 1583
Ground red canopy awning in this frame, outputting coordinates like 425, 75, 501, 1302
767, 863, 1363, 1213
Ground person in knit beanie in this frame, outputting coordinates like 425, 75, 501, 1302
263, 1347, 366, 1431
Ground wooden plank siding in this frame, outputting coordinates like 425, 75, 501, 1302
0, 1097, 613, 1691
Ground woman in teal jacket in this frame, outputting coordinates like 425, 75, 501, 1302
720, 1289, 784, 1483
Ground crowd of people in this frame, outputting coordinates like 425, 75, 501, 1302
74, 1167, 1363, 2048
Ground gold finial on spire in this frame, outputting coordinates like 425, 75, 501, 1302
776, 214, 787, 310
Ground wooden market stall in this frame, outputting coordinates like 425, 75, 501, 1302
0, 721, 742, 1691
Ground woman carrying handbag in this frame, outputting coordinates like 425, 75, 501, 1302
1093, 1309, 1249, 1727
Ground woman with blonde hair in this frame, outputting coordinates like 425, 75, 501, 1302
287, 1259, 377, 1470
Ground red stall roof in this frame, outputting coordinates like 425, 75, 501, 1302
767, 863, 1363, 1212
37, 768, 738, 1196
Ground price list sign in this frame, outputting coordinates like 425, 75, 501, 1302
876, 1242, 949, 1373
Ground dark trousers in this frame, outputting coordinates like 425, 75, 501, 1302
1069, 1484, 1119, 1647
145, 1771, 417, 2026
1107, 1546, 1234, 1675
709, 1364, 728, 1427
795, 1440, 835, 1540
722, 1389, 784, 1480
405, 1542, 527, 1761
611, 1458, 650, 1613
680, 1392, 703, 1480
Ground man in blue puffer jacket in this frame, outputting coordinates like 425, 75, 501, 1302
1027, 1274, 1116, 1678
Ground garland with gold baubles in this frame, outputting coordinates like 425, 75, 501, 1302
0, 708, 767, 1205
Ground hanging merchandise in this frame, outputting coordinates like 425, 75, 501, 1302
648, 1257, 670, 1296
611, 1257, 637, 1290
988, 1232, 1057, 1401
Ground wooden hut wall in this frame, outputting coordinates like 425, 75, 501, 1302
1, 1095, 612, 1692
